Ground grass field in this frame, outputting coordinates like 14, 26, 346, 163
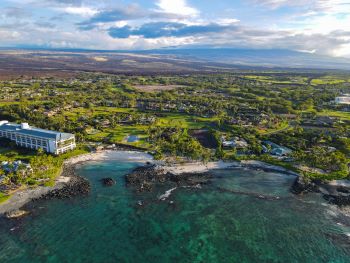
0, 192, 11, 203
244, 75, 309, 85
65, 107, 219, 146
257, 121, 291, 135
318, 110, 350, 120
310, 76, 349, 85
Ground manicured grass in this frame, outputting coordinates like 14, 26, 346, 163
258, 122, 290, 135
0, 192, 11, 204
67, 107, 218, 146
311, 78, 346, 85
318, 110, 350, 120
0, 101, 20, 106
64, 107, 137, 119
0, 147, 37, 162
244, 75, 309, 85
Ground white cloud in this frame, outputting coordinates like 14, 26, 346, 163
302, 14, 350, 34
333, 43, 350, 57
0, 0, 349, 58
254, 0, 350, 13
156, 0, 199, 17
216, 18, 240, 25
62, 6, 98, 17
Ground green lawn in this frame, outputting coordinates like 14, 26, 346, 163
0, 192, 11, 203
318, 110, 350, 120
311, 76, 348, 85
69, 107, 218, 146
258, 122, 291, 135
244, 75, 308, 85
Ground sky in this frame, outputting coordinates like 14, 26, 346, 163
0, 0, 350, 57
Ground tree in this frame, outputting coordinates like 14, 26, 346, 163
37, 148, 45, 156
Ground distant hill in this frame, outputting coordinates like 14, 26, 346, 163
138, 48, 350, 70
0, 47, 349, 79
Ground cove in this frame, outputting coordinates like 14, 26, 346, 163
0, 160, 350, 263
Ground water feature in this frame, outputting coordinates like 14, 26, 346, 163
0, 160, 349, 263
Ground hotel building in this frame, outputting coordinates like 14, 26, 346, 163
0, 121, 76, 155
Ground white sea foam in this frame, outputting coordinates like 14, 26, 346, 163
159, 187, 177, 201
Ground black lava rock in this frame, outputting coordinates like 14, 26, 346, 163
291, 176, 319, 195
101, 178, 116, 186
323, 194, 350, 207
126, 165, 169, 192
38, 176, 91, 200
125, 164, 212, 192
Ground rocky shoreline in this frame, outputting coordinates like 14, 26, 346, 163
1, 149, 349, 219
0, 150, 153, 218
36, 163, 91, 201
33, 175, 90, 201
291, 176, 350, 207
0, 163, 91, 219
127, 162, 350, 210
126, 164, 212, 192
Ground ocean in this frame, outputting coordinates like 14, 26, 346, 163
0, 160, 349, 263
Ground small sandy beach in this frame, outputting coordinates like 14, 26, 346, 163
65, 150, 154, 165
163, 160, 239, 175
0, 150, 299, 216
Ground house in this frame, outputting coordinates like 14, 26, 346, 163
0, 121, 76, 155
263, 141, 292, 157
1, 160, 32, 173
335, 95, 350, 105
222, 137, 248, 149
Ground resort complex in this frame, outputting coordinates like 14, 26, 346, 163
0, 121, 76, 155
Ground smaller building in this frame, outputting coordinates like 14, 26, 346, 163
263, 141, 292, 157
335, 95, 350, 105
0, 121, 76, 155
222, 137, 248, 149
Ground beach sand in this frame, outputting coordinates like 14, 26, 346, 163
0, 150, 298, 215
0, 150, 154, 215
163, 160, 239, 175
0, 178, 68, 215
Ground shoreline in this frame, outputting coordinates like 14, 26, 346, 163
162, 160, 299, 176
0, 150, 154, 216
0, 150, 301, 216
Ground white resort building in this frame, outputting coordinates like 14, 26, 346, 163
0, 121, 76, 155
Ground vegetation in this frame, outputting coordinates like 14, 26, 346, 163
1, 71, 350, 194
0, 192, 11, 203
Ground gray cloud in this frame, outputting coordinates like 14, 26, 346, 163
108, 22, 234, 38
78, 4, 144, 30
252, 0, 350, 13
78, 4, 188, 30
3, 7, 31, 18
47, 0, 84, 5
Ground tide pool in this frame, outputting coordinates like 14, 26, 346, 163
0, 160, 349, 263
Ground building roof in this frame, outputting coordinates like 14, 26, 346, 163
335, 96, 350, 105
0, 121, 74, 141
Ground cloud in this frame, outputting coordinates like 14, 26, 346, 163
77, 4, 187, 30
251, 0, 306, 9
155, 0, 199, 17
108, 22, 233, 39
3, 7, 31, 18
253, 0, 350, 13
0, 0, 349, 58
47, 0, 84, 5
62, 6, 98, 17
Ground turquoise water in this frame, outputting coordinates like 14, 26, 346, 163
1, 160, 350, 263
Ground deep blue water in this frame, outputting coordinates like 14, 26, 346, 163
0, 160, 350, 263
